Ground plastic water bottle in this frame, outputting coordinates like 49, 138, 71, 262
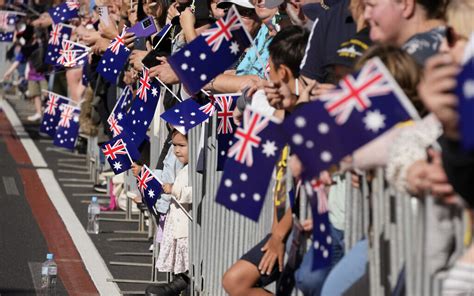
87, 196, 100, 234
40, 253, 57, 294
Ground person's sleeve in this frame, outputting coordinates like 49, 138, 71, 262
299, 17, 324, 82
440, 136, 474, 207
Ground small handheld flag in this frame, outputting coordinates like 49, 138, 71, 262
53, 104, 80, 150
97, 27, 131, 84
101, 134, 141, 175
168, 5, 252, 94
160, 99, 209, 135
40, 91, 73, 137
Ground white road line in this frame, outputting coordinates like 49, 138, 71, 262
38, 169, 120, 295
1, 100, 47, 168
2, 98, 121, 295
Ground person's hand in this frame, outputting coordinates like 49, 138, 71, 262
258, 233, 285, 274
31, 13, 53, 28
163, 183, 173, 194
288, 154, 303, 179
406, 150, 454, 199
425, 149, 455, 199
232, 107, 243, 126
149, 56, 179, 84
99, 20, 119, 40
81, 30, 101, 46
167, 2, 180, 24
297, 79, 318, 104
124, 32, 136, 50
129, 50, 148, 71
131, 163, 142, 177
123, 69, 136, 85
419, 54, 460, 140
179, 7, 195, 31
92, 37, 111, 54
302, 219, 313, 232
311, 83, 337, 100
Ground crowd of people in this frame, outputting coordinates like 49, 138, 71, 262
1, 0, 473, 295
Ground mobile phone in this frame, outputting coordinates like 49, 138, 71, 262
97, 6, 110, 26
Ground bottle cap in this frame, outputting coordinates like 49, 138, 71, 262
46, 253, 53, 260
92, 196, 98, 202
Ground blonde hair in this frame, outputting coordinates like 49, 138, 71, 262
446, 0, 474, 38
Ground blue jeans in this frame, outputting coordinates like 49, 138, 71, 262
295, 225, 344, 296
321, 239, 368, 296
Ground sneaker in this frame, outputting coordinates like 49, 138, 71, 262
27, 113, 42, 121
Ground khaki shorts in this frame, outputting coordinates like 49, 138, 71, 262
28, 80, 48, 98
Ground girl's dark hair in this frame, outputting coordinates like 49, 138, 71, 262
268, 25, 309, 78
416, 0, 449, 19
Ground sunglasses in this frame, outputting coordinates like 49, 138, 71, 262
224, 6, 256, 18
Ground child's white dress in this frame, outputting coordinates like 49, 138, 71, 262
156, 164, 192, 274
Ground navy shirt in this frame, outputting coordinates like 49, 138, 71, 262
300, 0, 356, 83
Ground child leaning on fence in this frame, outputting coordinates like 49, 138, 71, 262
156, 129, 192, 275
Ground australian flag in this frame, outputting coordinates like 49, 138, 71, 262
45, 23, 72, 65
284, 57, 419, 179
48, 1, 80, 24
215, 109, 286, 221
97, 28, 131, 84
136, 165, 163, 216
123, 68, 160, 145
303, 179, 332, 270
40, 91, 71, 137
0, 31, 13, 42
160, 99, 209, 135
107, 85, 133, 137
101, 134, 141, 175
53, 104, 80, 150
168, 5, 251, 94
455, 34, 474, 150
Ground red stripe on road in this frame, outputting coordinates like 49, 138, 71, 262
0, 110, 98, 296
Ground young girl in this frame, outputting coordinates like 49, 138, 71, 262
155, 129, 192, 285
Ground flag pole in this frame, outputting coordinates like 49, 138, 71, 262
152, 24, 173, 50
154, 76, 183, 102
145, 165, 193, 221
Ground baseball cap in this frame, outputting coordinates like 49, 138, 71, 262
217, 0, 255, 9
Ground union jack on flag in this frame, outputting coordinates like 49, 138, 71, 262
215, 94, 237, 135
319, 60, 394, 125
66, 0, 80, 10
45, 93, 60, 116
227, 109, 269, 167
108, 114, 124, 137
102, 138, 127, 160
199, 95, 217, 116
109, 28, 128, 55
58, 104, 75, 128
202, 6, 243, 52
49, 23, 63, 45
137, 67, 151, 102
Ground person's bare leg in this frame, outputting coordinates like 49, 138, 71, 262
222, 260, 273, 296
34, 95, 42, 115
66, 68, 85, 103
